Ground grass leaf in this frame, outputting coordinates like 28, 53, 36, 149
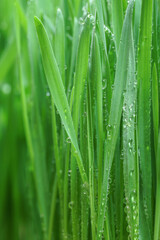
97, 1, 134, 238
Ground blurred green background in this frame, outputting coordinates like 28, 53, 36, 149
0, 1, 66, 239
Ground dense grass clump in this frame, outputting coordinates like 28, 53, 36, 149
0, 0, 160, 239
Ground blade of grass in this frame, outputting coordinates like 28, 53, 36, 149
134, 0, 142, 49
0, 39, 16, 83
50, 100, 64, 236
80, 86, 89, 240
54, 8, 65, 85
15, 1, 34, 173
96, 0, 112, 117
34, 16, 88, 184
97, 1, 134, 238
27, 4, 51, 237
152, 64, 159, 156
15, 0, 27, 32
137, 0, 153, 237
154, 130, 160, 240
87, 74, 96, 239
114, 137, 124, 240
111, 0, 123, 52
17, 4, 50, 238
67, 18, 80, 94
91, 32, 104, 204
70, 16, 90, 240
123, 28, 139, 240
48, 175, 58, 240
53, 9, 66, 235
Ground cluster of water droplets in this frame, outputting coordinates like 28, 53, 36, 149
106, 124, 117, 143
40, 213, 47, 238
82, 182, 89, 198
124, 190, 139, 240
68, 169, 72, 177
80, 4, 95, 26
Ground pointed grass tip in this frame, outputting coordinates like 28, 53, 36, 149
34, 16, 42, 28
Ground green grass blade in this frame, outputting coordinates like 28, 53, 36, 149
15, 2, 34, 172
123, 28, 139, 240
87, 76, 96, 239
71, 17, 90, 129
48, 175, 58, 240
137, 0, 153, 237
114, 138, 124, 240
0, 39, 16, 83
80, 89, 89, 240
95, 0, 107, 54
34, 16, 88, 184
70, 17, 90, 240
91, 32, 104, 203
134, 0, 142, 49
154, 130, 160, 240
74, 0, 81, 16
97, 1, 134, 238
67, 18, 80, 94
96, 0, 111, 116
54, 9, 65, 85
52, 9, 65, 233
111, 0, 123, 51
16, 0, 27, 32
51, 100, 64, 230
152, 64, 159, 155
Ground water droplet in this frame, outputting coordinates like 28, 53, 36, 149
68, 201, 74, 209
66, 137, 71, 143
134, 81, 137, 89
146, 146, 149, 151
126, 225, 131, 233
68, 170, 72, 177
129, 104, 133, 112
107, 124, 113, 141
111, 84, 114, 90
133, 205, 136, 210
133, 214, 136, 220
129, 170, 134, 177
1, 83, 11, 94
128, 139, 133, 153
130, 190, 136, 203
123, 104, 127, 112
124, 205, 129, 213
46, 91, 50, 97
79, 17, 84, 25
102, 79, 107, 90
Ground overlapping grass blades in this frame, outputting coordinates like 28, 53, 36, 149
97, 1, 134, 238
0, 39, 16, 83
1, 0, 160, 239
34, 16, 88, 184
70, 15, 90, 240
